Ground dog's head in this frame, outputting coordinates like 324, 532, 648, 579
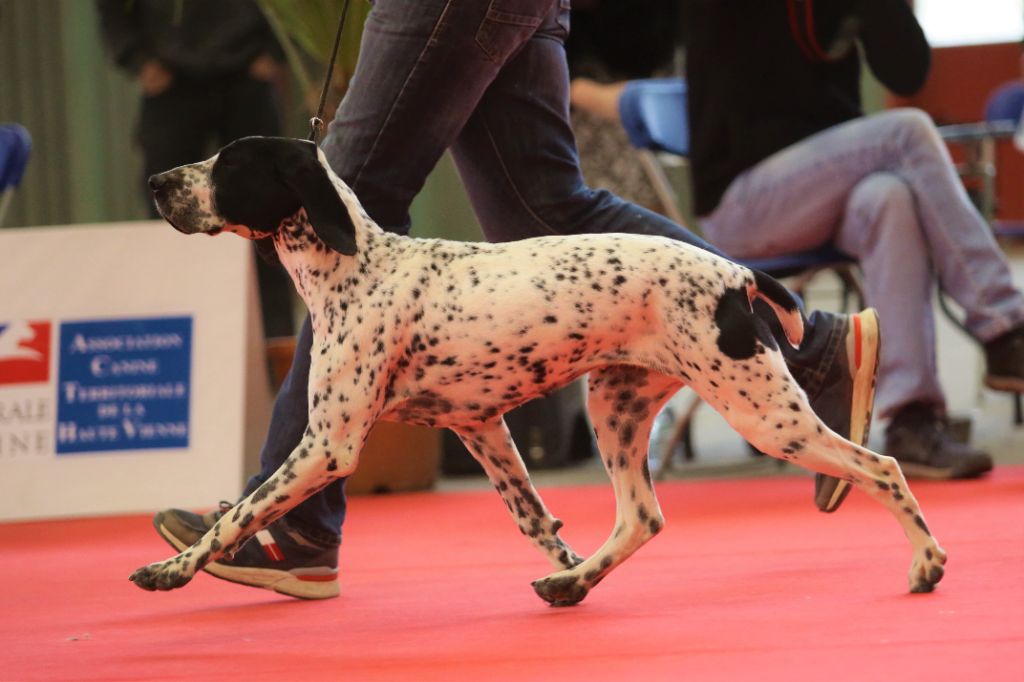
148, 136, 356, 255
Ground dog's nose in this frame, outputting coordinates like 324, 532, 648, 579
148, 174, 167, 193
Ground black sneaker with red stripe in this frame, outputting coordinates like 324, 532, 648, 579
152, 501, 340, 599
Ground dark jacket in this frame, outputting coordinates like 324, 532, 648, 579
681, 0, 930, 216
567, 0, 680, 80
96, 0, 281, 79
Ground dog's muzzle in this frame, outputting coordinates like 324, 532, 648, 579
149, 169, 221, 236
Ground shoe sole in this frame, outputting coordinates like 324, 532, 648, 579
816, 309, 881, 513
984, 375, 1024, 394
153, 516, 339, 600
896, 459, 994, 481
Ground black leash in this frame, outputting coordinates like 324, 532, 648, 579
308, 0, 353, 144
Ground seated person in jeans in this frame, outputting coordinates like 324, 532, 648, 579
575, 0, 1024, 485
679, 0, 1024, 484
577, 0, 1024, 481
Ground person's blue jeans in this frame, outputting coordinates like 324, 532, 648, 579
242, 0, 840, 542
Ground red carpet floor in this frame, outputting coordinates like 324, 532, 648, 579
2, 468, 1022, 682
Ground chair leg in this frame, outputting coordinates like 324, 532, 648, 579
1015, 393, 1023, 426
681, 415, 697, 462
835, 264, 865, 312
655, 393, 702, 480
636, 150, 688, 225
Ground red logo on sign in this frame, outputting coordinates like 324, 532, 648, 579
0, 321, 51, 385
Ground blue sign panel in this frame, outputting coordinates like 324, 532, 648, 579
55, 317, 192, 454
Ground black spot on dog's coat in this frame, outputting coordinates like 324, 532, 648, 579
713, 287, 760, 360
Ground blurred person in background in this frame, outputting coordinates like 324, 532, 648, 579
97, 0, 295, 339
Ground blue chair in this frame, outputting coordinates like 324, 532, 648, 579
984, 81, 1024, 125
619, 79, 690, 161
0, 124, 32, 227
617, 79, 692, 226
938, 81, 1023, 238
985, 81, 1024, 240
619, 79, 864, 473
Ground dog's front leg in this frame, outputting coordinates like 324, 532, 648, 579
454, 420, 583, 571
129, 413, 369, 593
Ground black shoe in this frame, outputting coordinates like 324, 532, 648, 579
984, 324, 1024, 393
884, 402, 994, 480
153, 502, 340, 599
804, 309, 881, 513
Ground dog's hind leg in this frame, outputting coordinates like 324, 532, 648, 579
454, 419, 583, 570
706, 356, 947, 594
830, 438, 947, 593
774, 423, 947, 593
531, 366, 682, 606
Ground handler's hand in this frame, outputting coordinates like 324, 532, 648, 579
249, 53, 283, 82
138, 60, 173, 96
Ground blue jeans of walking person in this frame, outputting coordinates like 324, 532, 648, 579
700, 109, 1024, 419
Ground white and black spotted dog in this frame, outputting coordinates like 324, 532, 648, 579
131, 136, 946, 604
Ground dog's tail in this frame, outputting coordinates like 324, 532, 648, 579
747, 269, 804, 348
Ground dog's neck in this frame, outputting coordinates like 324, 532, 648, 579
273, 211, 361, 304
270, 193, 414, 327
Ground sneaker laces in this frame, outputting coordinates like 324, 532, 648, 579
199, 500, 235, 527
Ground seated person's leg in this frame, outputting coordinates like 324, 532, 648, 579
836, 173, 993, 479
698, 111, 1020, 475
867, 110, 1024, 393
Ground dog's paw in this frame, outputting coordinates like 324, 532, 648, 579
531, 573, 590, 607
908, 542, 948, 594
129, 559, 194, 592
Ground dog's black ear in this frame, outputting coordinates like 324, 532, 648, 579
281, 141, 357, 256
